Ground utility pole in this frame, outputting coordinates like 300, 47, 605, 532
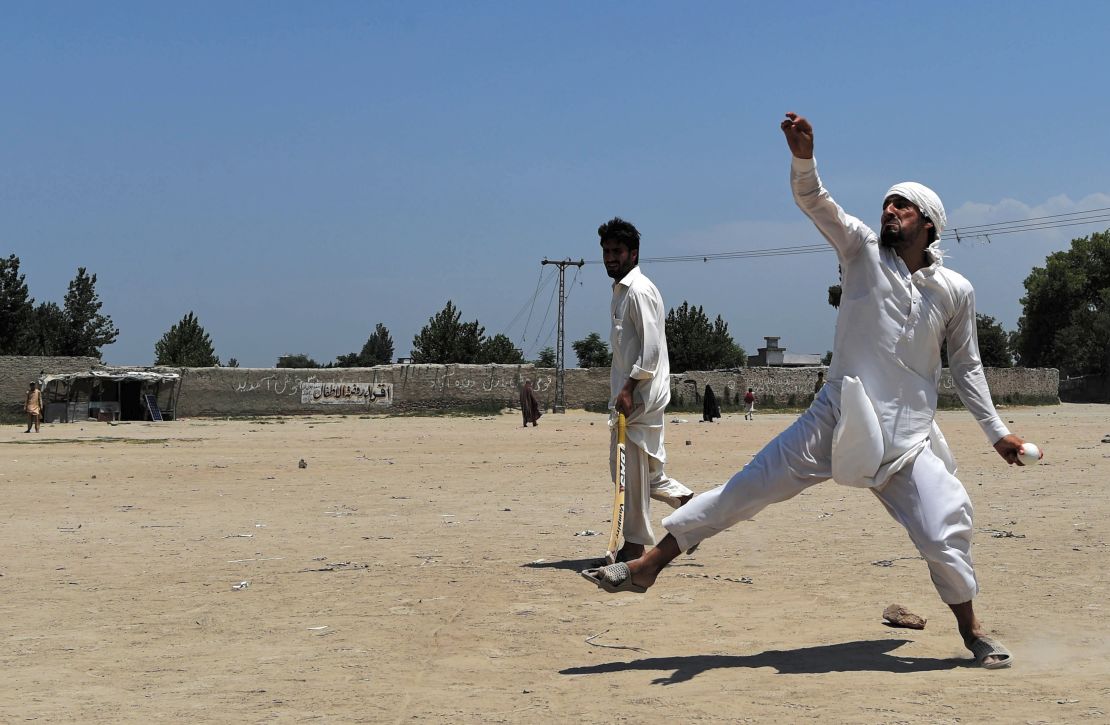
541, 257, 585, 413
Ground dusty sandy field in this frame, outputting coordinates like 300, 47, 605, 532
1, 404, 1108, 723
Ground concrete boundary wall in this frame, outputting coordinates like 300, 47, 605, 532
176, 365, 581, 416
2, 356, 1059, 420
0, 355, 103, 421
172, 364, 1061, 416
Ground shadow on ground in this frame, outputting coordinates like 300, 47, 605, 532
521, 557, 598, 572
561, 638, 966, 684
522, 557, 707, 572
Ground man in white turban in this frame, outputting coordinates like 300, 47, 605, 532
582, 112, 1027, 670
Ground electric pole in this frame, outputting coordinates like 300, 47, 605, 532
541, 257, 585, 413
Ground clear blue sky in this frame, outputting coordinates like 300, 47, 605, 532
4, 1, 1108, 367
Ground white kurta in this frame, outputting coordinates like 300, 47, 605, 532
609, 266, 691, 546
662, 157, 1010, 604
792, 155, 1009, 481
609, 266, 672, 461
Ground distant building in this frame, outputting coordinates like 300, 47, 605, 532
396, 357, 414, 364
747, 336, 824, 367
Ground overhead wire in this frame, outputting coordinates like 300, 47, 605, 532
504, 264, 557, 349
581, 243, 833, 265
949, 208, 1110, 241
516, 261, 586, 358
524, 271, 561, 358
949, 207, 1110, 233
571, 206, 1110, 266
518, 205, 1108, 360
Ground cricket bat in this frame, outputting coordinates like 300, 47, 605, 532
604, 413, 627, 565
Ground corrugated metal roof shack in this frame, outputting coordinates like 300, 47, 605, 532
40, 370, 182, 422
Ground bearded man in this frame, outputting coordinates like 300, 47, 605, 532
582, 114, 1027, 669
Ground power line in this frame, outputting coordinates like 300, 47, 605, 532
524, 270, 561, 358
950, 207, 1110, 233
509, 205, 1108, 361
951, 208, 1110, 241
645, 244, 831, 264
581, 243, 833, 265
573, 207, 1110, 266
505, 265, 557, 349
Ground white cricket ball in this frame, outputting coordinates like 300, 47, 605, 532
1018, 442, 1043, 465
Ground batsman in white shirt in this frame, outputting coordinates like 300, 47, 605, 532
594, 217, 695, 564
582, 114, 1028, 669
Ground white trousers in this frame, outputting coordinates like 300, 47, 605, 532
610, 436, 693, 547
662, 393, 979, 604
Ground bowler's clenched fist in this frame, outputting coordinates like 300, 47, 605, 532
781, 112, 814, 159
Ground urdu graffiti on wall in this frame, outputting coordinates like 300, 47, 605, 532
301, 382, 393, 406
234, 374, 318, 396
438, 370, 554, 393
231, 375, 393, 406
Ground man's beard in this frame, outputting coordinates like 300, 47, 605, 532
880, 225, 905, 248
606, 262, 633, 279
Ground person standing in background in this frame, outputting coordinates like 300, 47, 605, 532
25, 382, 42, 433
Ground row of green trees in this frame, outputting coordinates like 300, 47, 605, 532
8, 229, 1108, 377
0, 255, 119, 358
270, 301, 524, 369
408, 300, 524, 364
152, 299, 745, 371
269, 323, 401, 369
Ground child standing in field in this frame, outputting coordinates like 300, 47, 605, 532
743, 388, 756, 420
25, 382, 41, 433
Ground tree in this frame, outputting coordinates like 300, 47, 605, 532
536, 347, 556, 367
571, 332, 612, 368
0, 254, 36, 354
334, 323, 395, 367
478, 333, 524, 364
1013, 229, 1110, 376
361, 323, 394, 365
30, 302, 67, 356
154, 311, 220, 366
974, 314, 1013, 367
60, 267, 119, 358
226, 357, 240, 368
665, 301, 746, 372
411, 300, 485, 363
333, 352, 361, 367
277, 353, 320, 368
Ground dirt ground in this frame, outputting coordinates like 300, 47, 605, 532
1, 404, 1108, 724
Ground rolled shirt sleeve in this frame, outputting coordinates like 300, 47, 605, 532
626, 287, 663, 381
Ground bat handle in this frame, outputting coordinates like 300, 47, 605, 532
617, 412, 626, 443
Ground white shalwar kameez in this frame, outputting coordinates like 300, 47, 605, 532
610, 266, 693, 546
663, 157, 1011, 604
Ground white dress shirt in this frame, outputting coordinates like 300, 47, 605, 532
792, 156, 1009, 483
610, 266, 671, 461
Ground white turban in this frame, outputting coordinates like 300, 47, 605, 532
885, 181, 946, 241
